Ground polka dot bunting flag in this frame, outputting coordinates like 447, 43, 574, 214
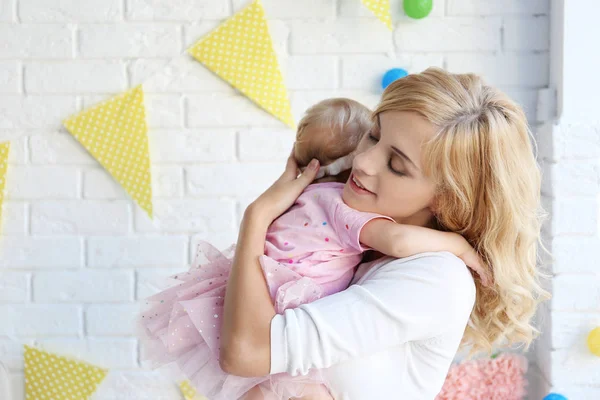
361, 0, 392, 29
0, 142, 9, 234
179, 380, 208, 400
24, 345, 108, 400
187, 0, 295, 128
63, 85, 153, 218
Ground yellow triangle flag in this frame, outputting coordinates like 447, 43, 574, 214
0, 142, 9, 233
24, 345, 108, 400
187, 0, 295, 128
63, 85, 153, 218
179, 380, 208, 400
362, 0, 392, 29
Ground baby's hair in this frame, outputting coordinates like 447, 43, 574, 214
294, 98, 372, 167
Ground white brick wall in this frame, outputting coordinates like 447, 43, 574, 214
0, 96, 76, 128
527, 1, 600, 398
0, 61, 19, 93
31, 200, 131, 235
25, 61, 127, 94
79, 24, 182, 58
0, 25, 73, 58
0, 0, 567, 398
19, 0, 122, 23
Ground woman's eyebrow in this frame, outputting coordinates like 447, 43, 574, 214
378, 114, 420, 172
391, 146, 419, 171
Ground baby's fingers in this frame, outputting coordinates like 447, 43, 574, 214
474, 261, 492, 287
462, 252, 492, 287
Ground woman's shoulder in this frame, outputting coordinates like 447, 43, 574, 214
359, 251, 473, 281
355, 252, 477, 315
385, 251, 475, 283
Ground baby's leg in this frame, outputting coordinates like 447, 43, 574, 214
244, 382, 334, 400
289, 384, 334, 400
242, 385, 266, 400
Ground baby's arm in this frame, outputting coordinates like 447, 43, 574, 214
360, 219, 465, 258
360, 219, 491, 286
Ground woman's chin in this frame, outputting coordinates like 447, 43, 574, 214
342, 182, 364, 210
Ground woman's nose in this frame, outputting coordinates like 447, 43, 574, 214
353, 146, 379, 176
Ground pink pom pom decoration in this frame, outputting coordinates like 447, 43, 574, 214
435, 353, 528, 400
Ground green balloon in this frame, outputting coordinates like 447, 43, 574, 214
404, 0, 433, 19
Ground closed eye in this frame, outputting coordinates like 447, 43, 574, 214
388, 159, 406, 176
367, 133, 407, 177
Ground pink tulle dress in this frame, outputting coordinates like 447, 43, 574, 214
137, 182, 393, 400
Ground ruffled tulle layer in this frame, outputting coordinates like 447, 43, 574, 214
136, 241, 332, 400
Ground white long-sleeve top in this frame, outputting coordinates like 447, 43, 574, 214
269, 251, 476, 400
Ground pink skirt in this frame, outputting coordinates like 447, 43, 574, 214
136, 241, 332, 400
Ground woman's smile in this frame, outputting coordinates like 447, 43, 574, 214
347, 172, 375, 196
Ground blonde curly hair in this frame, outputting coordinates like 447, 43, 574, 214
375, 67, 552, 358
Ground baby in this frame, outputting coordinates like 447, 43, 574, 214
137, 98, 488, 400
294, 98, 369, 184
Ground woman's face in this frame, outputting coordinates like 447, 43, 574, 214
342, 110, 438, 226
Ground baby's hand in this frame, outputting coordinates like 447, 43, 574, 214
455, 237, 492, 287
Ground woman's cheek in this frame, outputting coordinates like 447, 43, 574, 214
355, 136, 371, 154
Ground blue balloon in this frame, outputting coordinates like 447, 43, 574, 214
382, 68, 408, 89
543, 394, 568, 400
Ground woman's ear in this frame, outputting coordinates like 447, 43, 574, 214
428, 196, 439, 216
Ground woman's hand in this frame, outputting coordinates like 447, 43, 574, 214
248, 151, 320, 223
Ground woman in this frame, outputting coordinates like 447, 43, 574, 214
218, 68, 551, 399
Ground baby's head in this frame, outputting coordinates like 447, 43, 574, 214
294, 98, 373, 175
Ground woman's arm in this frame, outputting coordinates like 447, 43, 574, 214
271, 252, 476, 376
218, 208, 276, 376
222, 241, 476, 378
219, 155, 321, 377
360, 219, 491, 286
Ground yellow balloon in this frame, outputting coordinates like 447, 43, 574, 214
588, 327, 600, 356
